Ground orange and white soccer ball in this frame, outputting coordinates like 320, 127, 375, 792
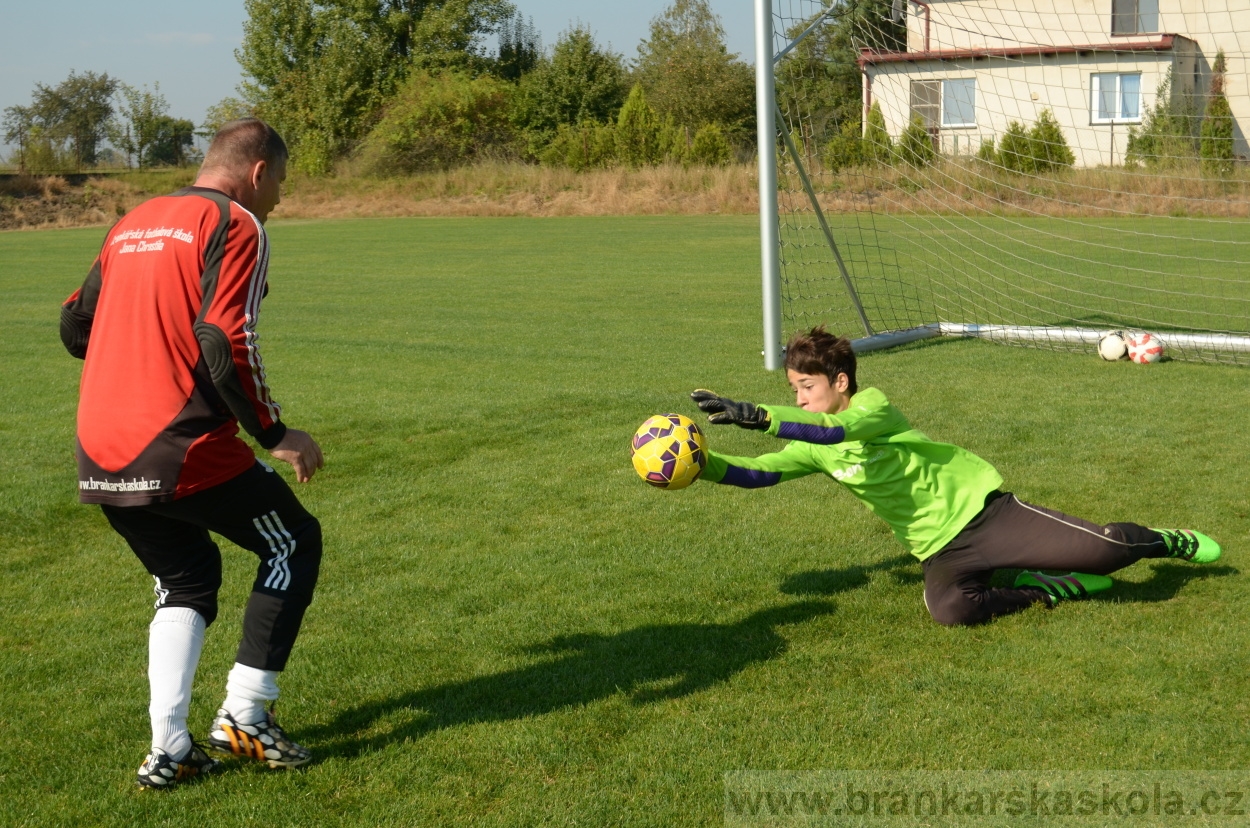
1126, 332, 1163, 364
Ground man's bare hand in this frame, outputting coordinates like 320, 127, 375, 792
269, 429, 324, 482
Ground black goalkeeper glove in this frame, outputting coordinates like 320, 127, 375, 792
690, 389, 771, 430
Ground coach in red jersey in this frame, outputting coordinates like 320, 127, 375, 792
62, 119, 325, 788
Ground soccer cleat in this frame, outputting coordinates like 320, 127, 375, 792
209, 706, 311, 768
136, 742, 221, 789
1151, 529, 1221, 564
1013, 571, 1112, 607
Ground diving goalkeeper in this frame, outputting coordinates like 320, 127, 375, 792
691, 326, 1220, 626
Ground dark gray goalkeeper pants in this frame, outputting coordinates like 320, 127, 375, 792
101, 461, 322, 670
921, 490, 1168, 626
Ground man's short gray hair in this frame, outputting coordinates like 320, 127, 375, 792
202, 118, 288, 175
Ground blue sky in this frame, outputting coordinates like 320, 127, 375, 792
1, 1, 756, 152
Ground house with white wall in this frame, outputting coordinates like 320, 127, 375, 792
859, 0, 1249, 166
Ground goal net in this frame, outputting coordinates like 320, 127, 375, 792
762, 0, 1250, 364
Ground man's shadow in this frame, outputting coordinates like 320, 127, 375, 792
306, 600, 835, 759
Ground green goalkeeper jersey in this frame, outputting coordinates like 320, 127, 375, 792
700, 387, 1003, 560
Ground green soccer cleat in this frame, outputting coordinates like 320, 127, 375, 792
1013, 571, 1113, 607
1151, 529, 1221, 564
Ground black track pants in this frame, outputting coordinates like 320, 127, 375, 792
921, 491, 1167, 626
101, 462, 322, 670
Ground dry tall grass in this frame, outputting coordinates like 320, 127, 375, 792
3, 159, 1249, 231
272, 162, 760, 220
794, 158, 1250, 218
0, 171, 196, 231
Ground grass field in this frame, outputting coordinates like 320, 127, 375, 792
2, 215, 1247, 826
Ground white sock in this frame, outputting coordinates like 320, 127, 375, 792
221, 662, 280, 725
148, 607, 206, 759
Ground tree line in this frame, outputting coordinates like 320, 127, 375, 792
3, 73, 198, 172
233, 0, 760, 174
2, 0, 900, 176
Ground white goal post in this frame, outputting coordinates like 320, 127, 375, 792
756, 0, 1250, 367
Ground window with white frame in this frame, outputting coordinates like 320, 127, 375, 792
1111, 0, 1158, 35
1091, 72, 1141, 123
942, 78, 976, 127
910, 80, 940, 129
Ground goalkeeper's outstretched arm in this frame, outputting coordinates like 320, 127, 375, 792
701, 444, 818, 489
694, 388, 907, 446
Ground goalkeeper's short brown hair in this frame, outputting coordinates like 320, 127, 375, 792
784, 326, 858, 394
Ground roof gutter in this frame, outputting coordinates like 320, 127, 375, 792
860, 33, 1177, 65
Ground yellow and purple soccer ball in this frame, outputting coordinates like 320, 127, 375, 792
630, 413, 707, 490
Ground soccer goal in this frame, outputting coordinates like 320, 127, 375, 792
755, 0, 1250, 369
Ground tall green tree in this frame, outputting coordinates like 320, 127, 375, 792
1200, 50, 1235, 177
512, 25, 627, 153
27, 71, 119, 168
634, 0, 754, 137
237, 0, 515, 174
775, 0, 905, 151
144, 117, 197, 167
200, 97, 255, 139
112, 83, 175, 168
496, 10, 540, 82
2, 105, 35, 171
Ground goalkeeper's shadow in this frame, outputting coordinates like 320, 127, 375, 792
302, 599, 836, 760
779, 553, 921, 597
1090, 561, 1239, 604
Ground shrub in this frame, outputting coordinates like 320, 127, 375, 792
1028, 109, 1075, 172
824, 120, 866, 172
615, 84, 662, 167
687, 123, 732, 166
997, 121, 1034, 173
977, 136, 997, 163
539, 121, 617, 170
658, 116, 688, 165
863, 102, 893, 164
358, 70, 515, 174
1126, 67, 1198, 169
898, 116, 935, 167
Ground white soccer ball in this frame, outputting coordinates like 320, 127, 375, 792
1126, 332, 1164, 364
1097, 331, 1128, 361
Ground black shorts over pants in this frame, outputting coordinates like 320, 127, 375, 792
922, 491, 1167, 626
101, 461, 322, 671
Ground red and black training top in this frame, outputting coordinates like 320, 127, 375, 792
61, 187, 287, 505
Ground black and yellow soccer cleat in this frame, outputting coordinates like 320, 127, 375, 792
208, 707, 311, 769
136, 742, 221, 789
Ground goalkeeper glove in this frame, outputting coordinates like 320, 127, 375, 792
691, 390, 771, 430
